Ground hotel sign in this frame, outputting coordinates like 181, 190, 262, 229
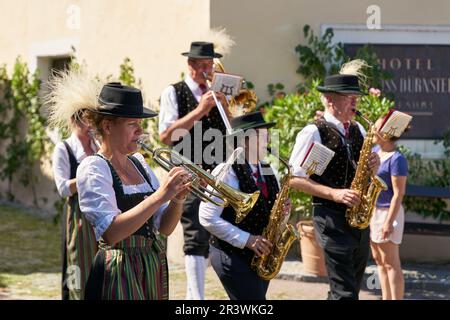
344, 44, 450, 139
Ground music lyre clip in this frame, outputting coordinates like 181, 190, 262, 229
387, 126, 397, 137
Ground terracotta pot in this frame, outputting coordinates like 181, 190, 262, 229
297, 221, 327, 277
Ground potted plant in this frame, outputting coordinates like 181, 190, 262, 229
294, 193, 328, 277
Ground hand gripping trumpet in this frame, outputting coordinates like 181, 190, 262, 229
137, 137, 260, 218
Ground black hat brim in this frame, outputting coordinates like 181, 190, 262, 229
316, 86, 367, 95
91, 106, 158, 119
225, 122, 276, 138
181, 52, 223, 59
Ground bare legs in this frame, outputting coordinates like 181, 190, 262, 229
371, 241, 404, 300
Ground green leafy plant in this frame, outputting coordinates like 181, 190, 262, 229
117, 57, 162, 158
401, 131, 450, 221
295, 25, 346, 91
0, 58, 50, 204
260, 25, 392, 110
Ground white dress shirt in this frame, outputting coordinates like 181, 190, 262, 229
159, 75, 204, 134
52, 133, 98, 198
288, 111, 366, 178
76, 152, 168, 241
199, 162, 280, 249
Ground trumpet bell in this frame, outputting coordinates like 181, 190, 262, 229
232, 190, 260, 223
137, 141, 260, 221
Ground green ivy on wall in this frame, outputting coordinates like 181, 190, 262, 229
0, 57, 50, 204
117, 57, 162, 154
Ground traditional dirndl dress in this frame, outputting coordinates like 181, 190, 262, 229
61, 141, 98, 300
84, 155, 168, 300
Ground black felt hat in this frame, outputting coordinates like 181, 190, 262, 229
227, 111, 275, 137
317, 74, 366, 95
95, 82, 157, 118
181, 41, 223, 59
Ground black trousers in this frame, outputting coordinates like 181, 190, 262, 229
180, 194, 210, 257
313, 205, 370, 300
210, 245, 269, 300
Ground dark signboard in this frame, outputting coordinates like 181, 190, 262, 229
344, 44, 450, 139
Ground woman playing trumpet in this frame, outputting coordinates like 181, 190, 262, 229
77, 82, 191, 300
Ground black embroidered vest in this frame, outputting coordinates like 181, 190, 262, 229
96, 154, 157, 238
172, 81, 226, 172
310, 119, 364, 211
63, 141, 79, 207
63, 141, 78, 180
211, 161, 280, 261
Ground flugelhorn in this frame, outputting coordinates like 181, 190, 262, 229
137, 137, 260, 218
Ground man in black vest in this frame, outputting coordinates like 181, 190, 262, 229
159, 41, 229, 300
289, 70, 380, 300
199, 111, 290, 300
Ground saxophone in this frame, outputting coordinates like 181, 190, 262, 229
251, 156, 300, 280
345, 111, 388, 229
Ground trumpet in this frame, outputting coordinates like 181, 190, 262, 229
137, 138, 260, 219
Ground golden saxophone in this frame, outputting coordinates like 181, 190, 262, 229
251, 156, 300, 280
345, 111, 388, 229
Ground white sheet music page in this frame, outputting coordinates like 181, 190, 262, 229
300, 142, 335, 176
211, 72, 243, 97
379, 109, 412, 138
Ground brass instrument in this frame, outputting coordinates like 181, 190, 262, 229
345, 111, 388, 229
137, 139, 260, 219
213, 58, 258, 115
251, 156, 300, 280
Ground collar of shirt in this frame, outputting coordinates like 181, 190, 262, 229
69, 133, 97, 162
249, 162, 264, 182
184, 74, 203, 101
324, 110, 349, 137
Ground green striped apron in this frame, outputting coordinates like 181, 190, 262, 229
62, 141, 98, 300
84, 154, 168, 300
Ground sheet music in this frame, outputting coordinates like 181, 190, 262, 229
380, 110, 412, 138
211, 72, 243, 97
301, 142, 335, 176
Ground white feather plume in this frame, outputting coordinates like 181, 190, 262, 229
339, 59, 370, 89
203, 27, 235, 57
45, 65, 102, 130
